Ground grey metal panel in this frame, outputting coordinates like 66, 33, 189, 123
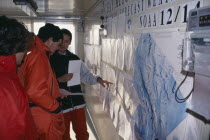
188, 74, 210, 120
0, 0, 100, 17
34, 0, 99, 17
0, 0, 27, 16
85, 0, 103, 17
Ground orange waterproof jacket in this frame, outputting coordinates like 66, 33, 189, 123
18, 36, 61, 112
0, 55, 37, 140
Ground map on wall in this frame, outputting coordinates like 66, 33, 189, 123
133, 33, 188, 140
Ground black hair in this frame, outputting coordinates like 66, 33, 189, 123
0, 16, 30, 56
37, 23, 63, 43
61, 29, 72, 42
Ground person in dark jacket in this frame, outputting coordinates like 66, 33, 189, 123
50, 29, 112, 140
0, 16, 37, 140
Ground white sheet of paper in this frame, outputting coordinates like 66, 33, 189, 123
116, 39, 125, 70
67, 60, 81, 86
67, 73, 80, 86
68, 60, 81, 73
60, 89, 84, 96
117, 13, 125, 38
124, 35, 134, 72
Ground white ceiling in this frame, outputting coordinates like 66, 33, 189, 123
0, 0, 27, 16
0, 0, 100, 17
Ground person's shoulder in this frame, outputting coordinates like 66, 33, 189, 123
26, 43, 43, 59
66, 50, 80, 60
51, 50, 60, 58
23, 46, 49, 69
24, 49, 42, 65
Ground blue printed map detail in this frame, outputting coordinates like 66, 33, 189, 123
133, 34, 187, 140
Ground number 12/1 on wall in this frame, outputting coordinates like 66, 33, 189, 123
139, 0, 202, 28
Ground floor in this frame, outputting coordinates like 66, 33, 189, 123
69, 108, 98, 140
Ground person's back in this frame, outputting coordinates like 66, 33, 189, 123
18, 23, 65, 140
0, 16, 37, 140
19, 36, 61, 105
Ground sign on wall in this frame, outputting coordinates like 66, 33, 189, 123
103, 0, 203, 30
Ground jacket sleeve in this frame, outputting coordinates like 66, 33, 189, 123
80, 61, 100, 85
23, 53, 60, 112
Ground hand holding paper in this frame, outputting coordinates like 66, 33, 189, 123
60, 89, 72, 96
57, 73, 73, 83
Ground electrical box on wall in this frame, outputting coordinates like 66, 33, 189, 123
182, 6, 210, 77
183, 6, 210, 121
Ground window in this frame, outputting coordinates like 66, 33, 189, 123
33, 21, 76, 54
33, 21, 45, 35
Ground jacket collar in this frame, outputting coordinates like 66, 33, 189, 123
35, 36, 51, 54
56, 50, 71, 56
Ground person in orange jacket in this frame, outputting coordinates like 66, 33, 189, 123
18, 23, 65, 140
0, 16, 37, 140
